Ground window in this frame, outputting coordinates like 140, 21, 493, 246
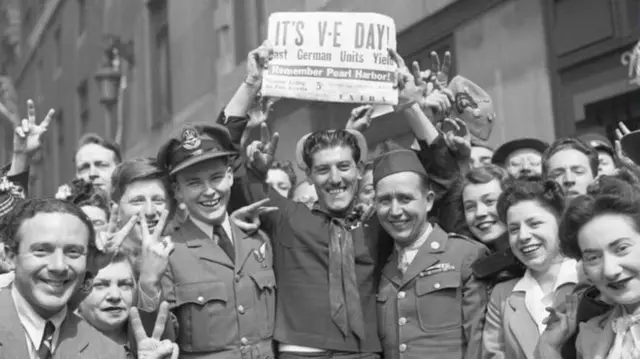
149, 0, 172, 126
77, 80, 89, 134
77, 0, 86, 36
54, 26, 61, 70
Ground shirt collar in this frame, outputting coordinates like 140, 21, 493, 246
395, 223, 433, 254
11, 284, 67, 352
513, 259, 579, 293
189, 213, 232, 241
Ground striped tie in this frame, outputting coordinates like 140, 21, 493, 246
37, 321, 55, 359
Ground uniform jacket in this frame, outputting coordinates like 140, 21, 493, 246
157, 218, 276, 359
482, 278, 575, 359
0, 288, 128, 359
377, 224, 489, 359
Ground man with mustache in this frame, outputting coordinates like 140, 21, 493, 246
542, 138, 598, 199
492, 138, 548, 179
372, 149, 489, 359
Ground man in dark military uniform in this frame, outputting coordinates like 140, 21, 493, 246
372, 149, 489, 359
138, 123, 276, 359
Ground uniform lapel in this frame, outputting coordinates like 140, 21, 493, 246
0, 288, 29, 359
181, 218, 234, 269
507, 292, 539, 359
55, 313, 90, 358
401, 225, 448, 286
231, 221, 261, 273
381, 249, 402, 287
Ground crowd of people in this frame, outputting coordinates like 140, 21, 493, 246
1, 38, 640, 359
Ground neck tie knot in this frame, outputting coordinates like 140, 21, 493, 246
38, 321, 55, 359
214, 225, 234, 263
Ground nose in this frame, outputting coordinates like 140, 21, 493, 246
389, 200, 402, 217
105, 286, 123, 303
328, 167, 341, 184
88, 165, 99, 178
562, 171, 576, 186
517, 225, 531, 243
602, 254, 623, 281
475, 202, 488, 217
48, 250, 69, 274
203, 181, 216, 196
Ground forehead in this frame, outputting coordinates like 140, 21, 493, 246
311, 146, 355, 167
506, 199, 553, 222
506, 148, 541, 162
471, 146, 494, 158
266, 168, 291, 184
597, 151, 614, 160
176, 158, 228, 179
463, 179, 501, 201
121, 179, 167, 197
76, 143, 116, 164
94, 260, 134, 280
376, 171, 423, 194
578, 213, 638, 248
293, 182, 316, 198
17, 212, 89, 249
81, 205, 108, 221
547, 148, 590, 168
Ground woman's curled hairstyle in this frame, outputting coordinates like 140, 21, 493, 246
559, 175, 640, 260
497, 178, 565, 224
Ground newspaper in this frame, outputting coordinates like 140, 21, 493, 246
261, 12, 398, 105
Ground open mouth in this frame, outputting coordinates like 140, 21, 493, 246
41, 278, 71, 290
199, 198, 220, 209
607, 278, 632, 291
519, 243, 542, 255
388, 219, 410, 230
101, 306, 126, 314
326, 186, 348, 196
475, 220, 496, 231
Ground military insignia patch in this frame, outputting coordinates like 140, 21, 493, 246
253, 242, 268, 262
182, 128, 201, 151
422, 263, 456, 277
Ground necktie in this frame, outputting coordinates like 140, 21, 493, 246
37, 321, 55, 359
328, 218, 365, 340
214, 225, 234, 263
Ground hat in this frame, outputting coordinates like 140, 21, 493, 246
372, 149, 427, 185
492, 138, 549, 166
295, 129, 368, 171
578, 133, 614, 155
448, 75, 495, 141
621, 130, 640, 165
157, 124, 237, 175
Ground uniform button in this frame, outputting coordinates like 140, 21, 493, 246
434, 282, 441, 289
197, 296, 204, 303
235, 275, 241, 282
399, 344, 407, 352
398, 317, 407, 325
430, 241, 440, 250
238, 305, 245, 314
240, 337, 249, 345
397, 291, 405, 299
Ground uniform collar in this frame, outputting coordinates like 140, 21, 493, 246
189, 213, 232, 241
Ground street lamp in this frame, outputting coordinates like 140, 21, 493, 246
93, 35, 134, 144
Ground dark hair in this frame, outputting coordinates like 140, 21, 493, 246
92, 247, 140, 280
542, 137, 599, 179
76, 133, 122, 164
497, 179, 565, 224
302, 130, 362, 169
363, 160, 374, 173
270, 160, 297, 189
2, 198, 97, 257
560, 173, 640, 260
65, 179, 110, 216
110, 157, 171, 204
443, 165, 509, 234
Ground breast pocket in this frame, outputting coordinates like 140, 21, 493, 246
174, 281, 228, 351
249, 270, 277, 338
415, 271, 462, 331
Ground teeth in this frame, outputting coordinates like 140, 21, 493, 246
477, 222, 494, 230
520, 244, 540, 254
329, 189, 346, 194
200, 200, 220, 207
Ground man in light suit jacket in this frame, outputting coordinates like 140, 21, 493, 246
0, 198, 129, 359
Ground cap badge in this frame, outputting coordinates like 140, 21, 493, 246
182, 129, 201, 151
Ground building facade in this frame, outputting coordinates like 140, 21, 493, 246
1, 0, 638, 196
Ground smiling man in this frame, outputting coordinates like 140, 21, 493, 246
0, 198, 128, 358
372, 149, 489, 359
138, 123, 277, 358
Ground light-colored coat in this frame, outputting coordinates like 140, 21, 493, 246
0, 288, 128, 359
482, 279, 575, 359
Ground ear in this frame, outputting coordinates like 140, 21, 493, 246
226, 166, 234, 187
424, 190, 436, 213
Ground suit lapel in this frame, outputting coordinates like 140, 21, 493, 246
55, 313, 90, 358
401, 226, 447, 286
181, 219, 233, 270
381, 249, 402, 287
507, 293, 539, 359
0, 288, 29, 359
